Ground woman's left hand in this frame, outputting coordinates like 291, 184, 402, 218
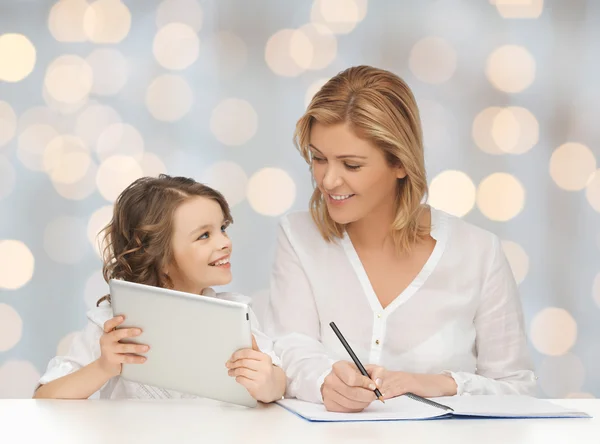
366, 365, 458, 399
226, 335, 286, 403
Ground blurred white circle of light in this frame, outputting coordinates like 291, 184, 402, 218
586, 170, 600, 213
0, 241, 35, 290
44, 55, 94, 104
0, 156, 16, 200
0, 304, 23, 351
0, 101, 17, 147
409, 37, 457, 84
486, 45, 536, 93
53, 160, 99, 201
0, 360, 41, 399
477, 173, 525, 221
48, 0, 88, 42
96, 155, 144, 202
153, 23, 200, 70
202, 161, 248, 207
206, 31, 247, 75
18, 124, 60, 171
305, 77, 330, 108
86, 48, 129, 95
494, 0, 544, 19
44, 216, 89, 264
75, 103, 122, 147
210, 98, 258, 146
43, 135, 91, 185
17, 106, 70, 134
501, 240, 530, 285
247, 168, 296, 216
43, 84, 89, 115
140, 152, 167, 177
491, 107, 539, 154
0, 33, 36, 82
530, 307, 577, 356
473, 107, 504, 155
87, 205, 113, 258
83, 0, 132, 44
291, 24, 337, 71
549, 143, 597, 191
265, 29, 309, 77
156, 0, 203, 32
310, 0, 367, 34
96, 123, 144, 161
428, 170, 476, 217
145, 74, 194, 122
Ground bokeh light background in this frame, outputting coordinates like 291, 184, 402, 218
1, 0, 599, 399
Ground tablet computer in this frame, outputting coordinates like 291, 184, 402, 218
109, 279, 257, 407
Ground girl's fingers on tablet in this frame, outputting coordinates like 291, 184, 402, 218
119, 354, 147, 364
115, 343, 149, 354
111, 327, 142, 342
103, 316, 125, 333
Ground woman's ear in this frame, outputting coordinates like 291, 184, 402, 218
396, 166, 407, 179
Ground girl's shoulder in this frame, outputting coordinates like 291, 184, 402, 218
85, 303, 114, 329
202, 287, 251, 305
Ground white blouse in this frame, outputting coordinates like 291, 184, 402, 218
39, 288, 279, 399
268, 207, 536, 404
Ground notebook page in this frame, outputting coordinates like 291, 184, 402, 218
277, 395, 449, 422
440, 395, 591, 418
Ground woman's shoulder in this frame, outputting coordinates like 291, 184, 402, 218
433, 207, 499, 253
280, 210, 314, 231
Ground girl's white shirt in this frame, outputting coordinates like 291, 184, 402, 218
39, 288, 279, 399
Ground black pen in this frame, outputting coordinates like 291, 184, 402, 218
329, 321, 385, 404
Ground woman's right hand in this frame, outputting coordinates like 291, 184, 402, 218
321, 361, 378, 413
97, 316, 149, 378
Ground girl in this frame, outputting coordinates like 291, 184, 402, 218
34, 175, 286, 402
268, 65, 536, 413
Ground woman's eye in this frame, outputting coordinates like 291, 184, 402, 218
312, 156, 326, 163
345, 164, 361, 171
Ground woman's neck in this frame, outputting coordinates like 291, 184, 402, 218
346, 204, 430, 252
345, 201, 398, 251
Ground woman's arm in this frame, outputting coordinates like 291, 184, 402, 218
268, 219, 336, 403
445, 236, 536, 395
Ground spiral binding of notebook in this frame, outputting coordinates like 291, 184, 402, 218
405, 393, 454, 412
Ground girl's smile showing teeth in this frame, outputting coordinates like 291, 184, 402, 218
209, 256, 230, 267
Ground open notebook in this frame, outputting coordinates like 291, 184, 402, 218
277, 395, 591, 422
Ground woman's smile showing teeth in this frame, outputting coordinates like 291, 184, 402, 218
328, 193, 355, 204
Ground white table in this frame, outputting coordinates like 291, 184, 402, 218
1, 398, 598, 444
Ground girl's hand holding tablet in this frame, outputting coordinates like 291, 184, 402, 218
97, 315, 149, 378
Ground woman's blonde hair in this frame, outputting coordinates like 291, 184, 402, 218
96, 174, 232, 306
293, 65, 429, 253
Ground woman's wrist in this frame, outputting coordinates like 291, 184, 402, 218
429, 373, 457, 396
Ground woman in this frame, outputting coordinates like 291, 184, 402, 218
268, 65, 536, 413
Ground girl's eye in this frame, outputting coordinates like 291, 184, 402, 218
312, 156, 326, 163
221, 225, 227, 232
198, 232, 209, 240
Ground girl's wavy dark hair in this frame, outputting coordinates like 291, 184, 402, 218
96, 174, 232, 306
